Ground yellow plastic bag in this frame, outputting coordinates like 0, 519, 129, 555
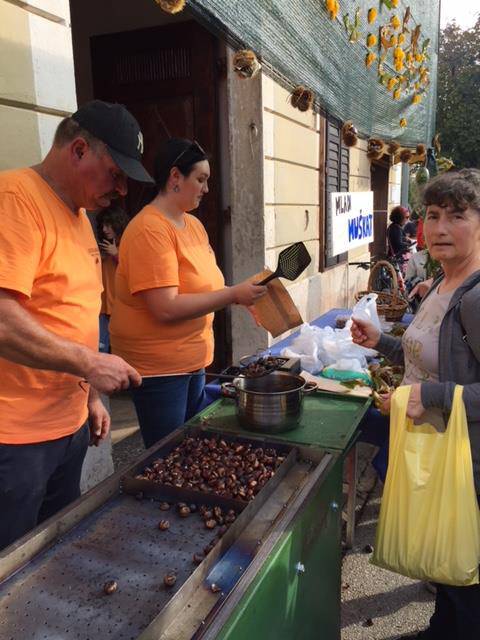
372, 385, 480, 586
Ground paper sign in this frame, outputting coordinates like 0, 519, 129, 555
329, 191, 374, 256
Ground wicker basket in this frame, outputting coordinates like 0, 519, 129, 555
354, 260, 408, 322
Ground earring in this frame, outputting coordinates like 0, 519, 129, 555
173, 185, 180, 193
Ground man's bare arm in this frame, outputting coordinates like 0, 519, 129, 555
0, 289, 141, 393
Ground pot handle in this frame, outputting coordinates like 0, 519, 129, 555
221, 382, 237, 399
302, 381, 318, 395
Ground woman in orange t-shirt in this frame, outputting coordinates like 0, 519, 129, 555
96, 205, 129, 353
110, 139, 267, 447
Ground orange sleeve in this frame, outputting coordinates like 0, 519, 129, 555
0, 192, 42, 298
125, 223, 180, 294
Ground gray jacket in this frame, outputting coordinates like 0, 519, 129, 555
377, 270, 480, 492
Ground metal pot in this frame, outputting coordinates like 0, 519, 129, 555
222, 371, 317, 434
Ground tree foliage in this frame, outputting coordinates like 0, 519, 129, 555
436, 18, 480, 168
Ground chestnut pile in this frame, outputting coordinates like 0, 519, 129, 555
242, 356, 286, 378
136, 437, 285, 501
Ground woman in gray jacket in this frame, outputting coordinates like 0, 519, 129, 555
351, 169, 480, 640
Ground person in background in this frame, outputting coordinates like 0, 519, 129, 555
351, 168, 480, 640
387, 206, 413, 259
416, 214, 426, 250
0, 100, 146, 551
404, 210, 419, 243
96, 205, 129, 353
110, 138, 267, 448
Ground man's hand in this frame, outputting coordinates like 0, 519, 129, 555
407, 383, 425, 419
88, 391, 111, 446
84, 353, 142, 395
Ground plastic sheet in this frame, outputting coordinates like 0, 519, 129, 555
372, 385, 480, 586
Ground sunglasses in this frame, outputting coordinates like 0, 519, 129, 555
171, 140, 206, 167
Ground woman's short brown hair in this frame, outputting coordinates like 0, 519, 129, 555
423, 169, 480, 213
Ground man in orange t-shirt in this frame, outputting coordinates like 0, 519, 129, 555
0, 100, 149, 550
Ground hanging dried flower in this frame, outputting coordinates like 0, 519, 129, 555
416, 143, 427, 156
394, 60, 405, 72
394, 47, 405, 61
393, 88, 402, 100
399, 118, 407, 128
389, 34, 398, 47
367, 138, 386, 160
412, 94, 422, 105
391, 0, 399, 7
232, 50, 261, 79
415, 52, 425, 63
325, 0, 340, 20
365, 52, 377, 68
155, 0, 186, 14
398, 33, 406, 45
342, 121, 359, 147
391, 15, 401, 30
367, 7, 377, 23
386, 77, 397, 91
399, 148, 413, 162
388, 141, 401, 155
367, 33, 377, 47
289, 86, 314, 112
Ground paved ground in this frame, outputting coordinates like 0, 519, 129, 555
109, 397, 436, 640
341, 453, 435, 640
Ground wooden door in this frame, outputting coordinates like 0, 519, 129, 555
90, 21, 228, 369
370, 160, 389, 257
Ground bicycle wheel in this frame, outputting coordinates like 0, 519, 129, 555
371, 264, 394, 292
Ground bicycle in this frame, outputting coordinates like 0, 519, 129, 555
349, 252, 408, 295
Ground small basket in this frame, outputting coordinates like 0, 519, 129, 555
355, 260, 408, 322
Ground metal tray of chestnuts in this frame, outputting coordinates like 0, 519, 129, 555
121, 426, 293, 513
0, 426, 331, 640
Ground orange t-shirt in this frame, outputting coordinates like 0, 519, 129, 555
110, 205, 225, 375
101, 256, 117, 315
0, 168, 102, 444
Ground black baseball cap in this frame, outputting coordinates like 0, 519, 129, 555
71, 100, 154, 183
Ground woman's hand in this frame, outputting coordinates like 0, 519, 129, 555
407, 383, 425, 419
408, 278, 432, 300
99, 239, 118, 257
350, 318, 381, 349
373, 390, 392, 415
232, 281, 268, 306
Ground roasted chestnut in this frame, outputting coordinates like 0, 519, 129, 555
205, 519, 217, 530
159, 502, 170, 511
158, 519, 170, 531
103, 580, 118, 595
163, 572, 177, 587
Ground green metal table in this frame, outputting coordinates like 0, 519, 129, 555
188, 390, 371, 639
191, 390, 370, 546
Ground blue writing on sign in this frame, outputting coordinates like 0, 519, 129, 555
348, 212, 373, 242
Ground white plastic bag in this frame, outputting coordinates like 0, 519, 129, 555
351, 293, 381, 330
280, 321, 376, 374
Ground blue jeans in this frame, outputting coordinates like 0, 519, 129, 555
357, 407, 390, 482
0, 423, 89, 550
131, 370, 206, 448
99, 314, 110, 353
